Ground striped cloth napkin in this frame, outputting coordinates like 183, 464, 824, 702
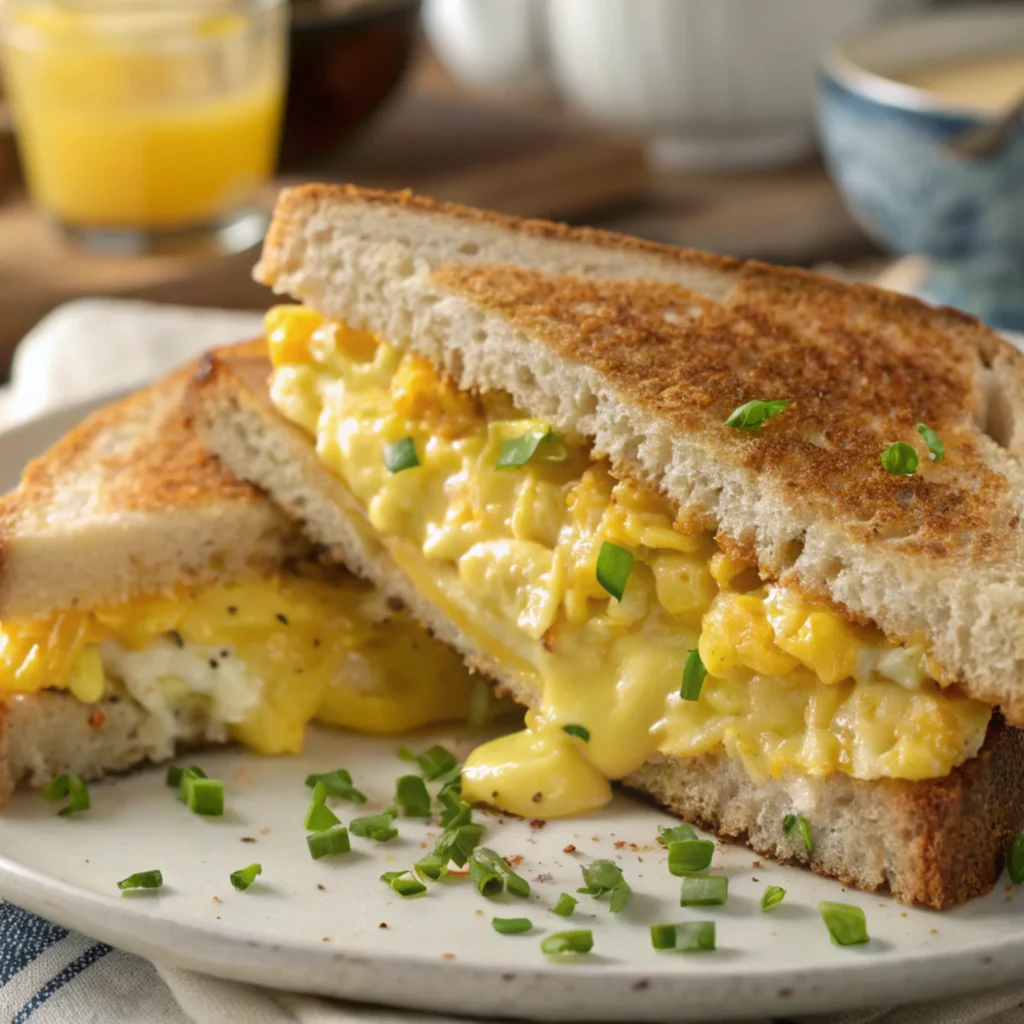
2, 300, 1024, 1024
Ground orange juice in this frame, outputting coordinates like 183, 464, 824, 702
1, 3, 286, 233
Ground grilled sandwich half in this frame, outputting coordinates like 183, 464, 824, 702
189, 184, 1024, 908
0, 360, 475, 801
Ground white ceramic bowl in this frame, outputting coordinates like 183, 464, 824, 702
424, 0, 929, 170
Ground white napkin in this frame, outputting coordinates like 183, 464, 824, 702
1, 298, 1022, 1024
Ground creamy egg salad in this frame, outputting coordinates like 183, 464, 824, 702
0, 569, 475, 759
267, 306, 992, 818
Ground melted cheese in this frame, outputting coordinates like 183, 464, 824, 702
266, 306, 993, 817
0, 571, 475, 755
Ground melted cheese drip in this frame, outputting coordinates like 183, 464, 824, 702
0, 570, 475, 754
266, 306, 992, 817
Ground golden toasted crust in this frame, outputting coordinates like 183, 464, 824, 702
256, 184, 745, 286
433, 262, 1019, 565
0, 366, 260, 525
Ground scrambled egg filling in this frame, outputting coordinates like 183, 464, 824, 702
267, 306, 992, 817
0, 570, 475, 757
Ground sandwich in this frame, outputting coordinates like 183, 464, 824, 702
189, 184, 1024, 909
0, 360, 475, 802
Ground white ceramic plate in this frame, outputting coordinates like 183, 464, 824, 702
1, 403, 1023, 1022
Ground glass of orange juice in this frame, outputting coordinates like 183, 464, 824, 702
0, 0, 287, 254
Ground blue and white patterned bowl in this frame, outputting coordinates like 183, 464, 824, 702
818, 8, 1024, 331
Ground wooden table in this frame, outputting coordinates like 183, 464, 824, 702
0, 53, 876, 376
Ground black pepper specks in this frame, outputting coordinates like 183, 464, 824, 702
168, 631, 184, 648
276, 613, 289, 625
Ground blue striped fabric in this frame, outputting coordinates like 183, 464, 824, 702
0, 903, 114, 1024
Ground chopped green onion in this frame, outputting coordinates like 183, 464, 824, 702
595, 542, 633, 601
381, 870, 426, 898
304, 781, 341, 831
541, 930, 593, 956
667, 839, 715, 875
166, 766, 183, 787
398, 744, 459, 781
651, 921, 716, 952
384, 437, 419, 473
680, 649, 707, 701
178, 765, 207, 804
492, 916, 533, 934
562, 724, 590, 742
657, 824, 697, 845
551, 893, 578, 917
470, 848, 530, 899
880, 441, 918, 476
414, 852, 449, 883
436, 822, 484, 867
394, 775, 431, 817
725, 398, 791, 433
350, 812, 399, 842
305, 769, 366, 804
437, 787, 466, 826
819, 901, 869, 946
307, 826, 350, 860
676, 922, 716, 952
117, 869, 163, 891
230, 863, 262, 891
188, 778, 224, 817
42, 774, 89, 817
577, 859, 630, 912
1008, 831, 1024, 885
761, 885, 786, 911
496, 427, 561, 470
917, 423, 944, 462
679, 875, 728, 907
783, 813, 813, 854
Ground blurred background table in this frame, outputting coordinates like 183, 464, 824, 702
0, 9, 887, 376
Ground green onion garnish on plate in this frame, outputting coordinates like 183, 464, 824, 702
595, 542, 633, 601
117, 870, 163, 891
880, 441, 919, 476
551, 893, 578, 917
188, 778, 224, 817
577, 859, 630, 912
667, 839, 715, 875
916, 423, 944, 462
394, 775, 431, 817
177, 765, 206, 804
166, 765, 183, 788
496, 427, 562, 470
398, 743, 459, 781
230, 863, 262, 891
1008, 831, 1024, 885
42, 774, 89, 817
350, 811, 399, 842
470, 848, 530, 899
541, 930, 593, 956
381, 870, 426, 897
761, 885, 786, 911
305, 769, 366, 804
679, 875, 728, 907
657, 823, 697, 845
819, 901, 869, 946
652, 921, 715, 952
491, 917, 533, 935
307, 826, 350, 860
304, 781, 341, 831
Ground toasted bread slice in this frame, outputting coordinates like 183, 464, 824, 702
0, 361, 296, 621
0, 359, 307, 801
191, 343, 1024, 908
253, 184, 1024, 726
